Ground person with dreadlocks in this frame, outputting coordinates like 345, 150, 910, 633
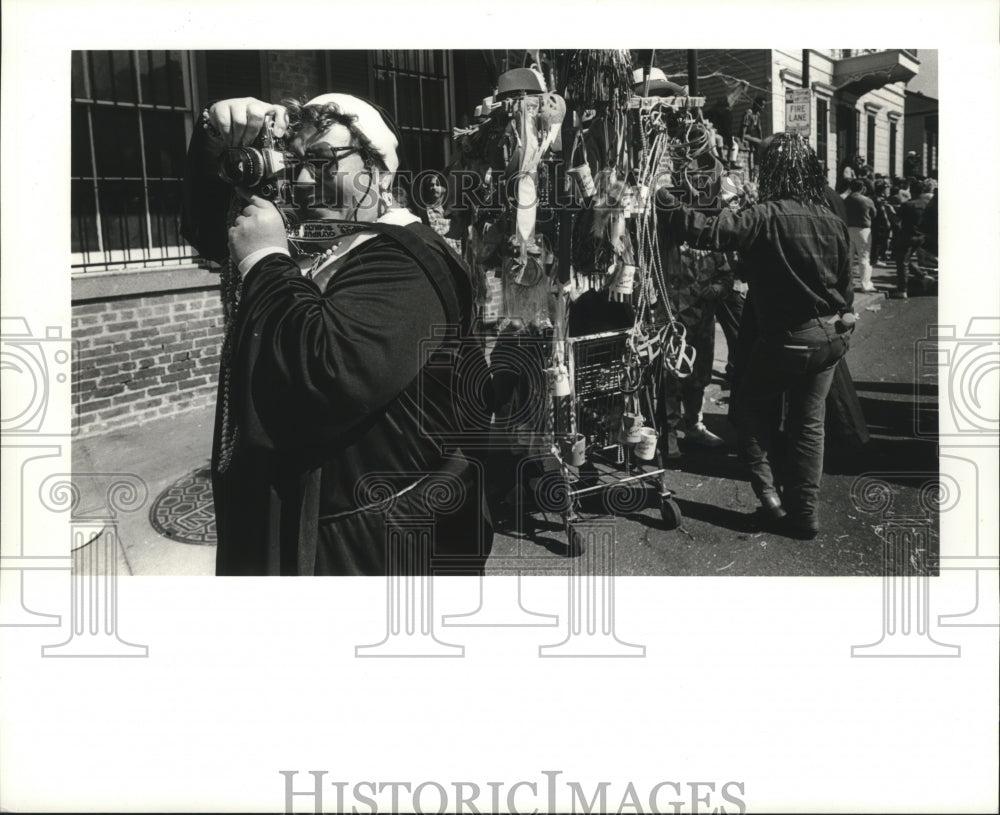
181, 94, 492, 575
655, 131, 854, 539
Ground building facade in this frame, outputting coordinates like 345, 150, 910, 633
651, 49, 920, 185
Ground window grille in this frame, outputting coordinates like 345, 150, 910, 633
72, 50, 197, 273
370, 50, 452, 173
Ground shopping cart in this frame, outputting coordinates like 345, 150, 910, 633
546, 327, 682, 550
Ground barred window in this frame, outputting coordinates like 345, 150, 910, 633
816, 98, 829, 168
889, 121, 898, 177
72, 50, 197, 273
371, 50, 452, 173
866, 113, 877, 168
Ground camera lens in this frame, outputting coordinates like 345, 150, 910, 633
219, 147, 265, 187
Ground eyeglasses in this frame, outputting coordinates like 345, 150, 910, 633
286, 145, 362, 175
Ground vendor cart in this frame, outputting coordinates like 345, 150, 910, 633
451, 50, 743, 552
550, 326, 682, 548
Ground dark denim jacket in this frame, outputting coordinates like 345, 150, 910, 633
898, 194, 934, 237
658, 196, 853, 334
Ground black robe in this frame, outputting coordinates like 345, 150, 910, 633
213, 239, 493, 576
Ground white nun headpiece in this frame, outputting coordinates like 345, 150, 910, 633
306, 93, 400, 184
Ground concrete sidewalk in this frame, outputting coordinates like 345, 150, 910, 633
72, 406, 217, 576
71, 281, 889, 576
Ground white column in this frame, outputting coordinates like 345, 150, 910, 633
41, 474, 149, 657
0, 444, 66, 627
851, 475, 959, 658
540, 519, 645, 658
355, 473, 463, 657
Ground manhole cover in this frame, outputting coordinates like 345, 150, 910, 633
149, 465, 217, 545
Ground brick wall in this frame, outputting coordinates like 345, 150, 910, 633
268, 50, 325, 102
73, 288, 223, 436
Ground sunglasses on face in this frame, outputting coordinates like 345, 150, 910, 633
285, 145, 363, 177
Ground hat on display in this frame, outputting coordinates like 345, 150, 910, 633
632, 67, 687, 97
496, 68, 547, 98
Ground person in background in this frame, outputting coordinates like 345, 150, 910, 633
823, 176, 849, 222
870, 180, 893, 269
656, 244, 733, 459
857, 163, 876, 198
836, 154, 857, 194
656, 132, 854, 539
844, 155, 867, 191
389, 177, 421, 220
886, 183, 908, 260
844, 179, 877, 292
888, 183, 910, 207
894, 177, 937, 299
420, 172, 463, 255
903, 149, 922, 180
705, 96, 737, 167
739, 96, 766, 177
922, 183, 939, 259
715, 181, 757, 386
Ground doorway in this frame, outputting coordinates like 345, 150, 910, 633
836, 102, 857, 176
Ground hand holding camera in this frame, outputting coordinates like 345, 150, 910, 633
205, 97, 289, 153
205, 97, 293, 211
228, 196, 288, 267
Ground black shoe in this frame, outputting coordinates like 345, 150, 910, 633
748, 495, 786, 533
759, 493, 786, 521
782, 516, 820, 540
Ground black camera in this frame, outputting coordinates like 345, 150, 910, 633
217, 115, 287, 201
213, 113, 367, 259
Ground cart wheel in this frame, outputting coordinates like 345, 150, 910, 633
659, 496, 682, 530
565, 522, 585, 557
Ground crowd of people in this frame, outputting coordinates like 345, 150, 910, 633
837, 152, 939, 298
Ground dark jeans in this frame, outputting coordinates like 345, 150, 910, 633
871, 228, 891, 265
895, 234, 925, 292
716, 289, 746, 377
734, 319, 850, 522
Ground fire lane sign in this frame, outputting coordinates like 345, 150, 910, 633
785, 88, 812, 135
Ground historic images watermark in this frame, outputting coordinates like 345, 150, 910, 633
266, 163, 726, 225
914, 320, 999, 629
849, 470, 960, 657
849, 319, 999, 657
39, 472, 150, 657
278, 770, 747, 814
356, 328, 650, 658
914, 318, 1000, 444
353, 468, 471, 658
1, 316, 149, 656
1, 317, 75, 628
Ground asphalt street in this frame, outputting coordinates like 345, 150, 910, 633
487, 293, 939, 576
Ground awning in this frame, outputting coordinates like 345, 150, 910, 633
832, 50, 919, 96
